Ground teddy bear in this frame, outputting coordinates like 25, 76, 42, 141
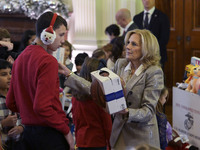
185, 65, 200, 93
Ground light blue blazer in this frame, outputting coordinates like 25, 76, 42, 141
110, 58, 164, 148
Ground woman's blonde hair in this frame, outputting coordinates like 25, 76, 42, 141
124, 29, 161, 69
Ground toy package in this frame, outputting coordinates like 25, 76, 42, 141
178, 56, 200, 95
191, 56, 200, 66
185, 65, 200, 93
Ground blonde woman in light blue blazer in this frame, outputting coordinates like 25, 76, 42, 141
110, 29, 163, 149
60, 29, 164, 150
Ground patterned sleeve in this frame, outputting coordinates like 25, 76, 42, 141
156, 112, 168, 149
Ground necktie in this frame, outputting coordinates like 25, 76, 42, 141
123, 30, 126, 36
144, 12, 149, 29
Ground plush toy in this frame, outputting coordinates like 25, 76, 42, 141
185, 65, 199, 84
185, 65, 200, 93
184, 64, 196, 82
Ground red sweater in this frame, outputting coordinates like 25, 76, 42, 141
72, 97, 112, 148
6, 45, 69, 135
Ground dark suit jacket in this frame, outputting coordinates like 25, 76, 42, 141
122, 22, 138, 38
133, 9, 170, 65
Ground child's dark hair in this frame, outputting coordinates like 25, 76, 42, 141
105, 24, 120, 36
156, 86, 168, 114
36, 11, 67, 38
75, 52, 89, 66
111, 36, 125, 62
62, 40, 73, 59
0, 59, 12, 70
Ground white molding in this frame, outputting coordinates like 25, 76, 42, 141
68, 0, 141, 55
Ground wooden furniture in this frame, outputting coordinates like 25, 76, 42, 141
0, 13, 36, 50
155, 0, 200, 125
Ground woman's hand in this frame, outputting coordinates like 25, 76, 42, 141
118, 108, 129, 114
117, 108, 129, 120
58, 62, 71, 76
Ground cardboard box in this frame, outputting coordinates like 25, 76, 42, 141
173, 87, 200, 148
91, 67, 127, 114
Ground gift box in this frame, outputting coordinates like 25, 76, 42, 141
91, 67, 127, 114
191, 56, 200, 66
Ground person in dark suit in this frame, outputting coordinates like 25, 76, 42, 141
115, 8, 138, 38
133, 0, 170, 69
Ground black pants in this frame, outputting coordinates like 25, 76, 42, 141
23, 126, 69, 150
4, 137, 25, 150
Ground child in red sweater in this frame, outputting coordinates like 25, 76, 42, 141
71, 57, 112, 150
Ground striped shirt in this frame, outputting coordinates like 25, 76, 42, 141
0, 95, 21, 143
